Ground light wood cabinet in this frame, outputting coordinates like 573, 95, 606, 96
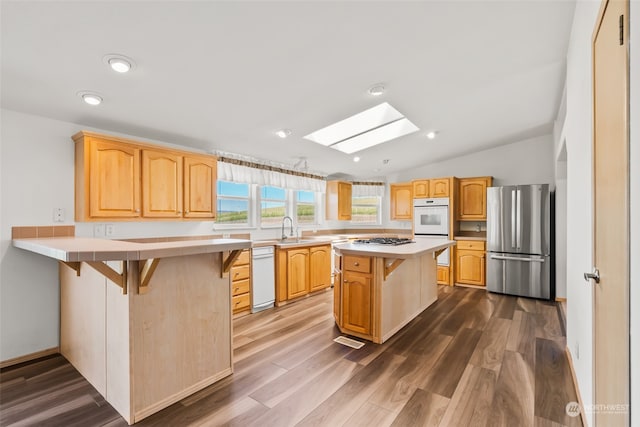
75, 136, 141, 220
326, 180, 352, 220
342, 270, 372, 335
390, 182, 413, 220
142, 150, 183, 218
458, 177, 492, 220
73, 131, 217, 222
310, 245, 331, 292
430, 178, 450, 197
231, 249, 251, 314
437, 265, 450, 285
276, 244, 332, 304
183, 155, 217, 219
455, 240, 486, 286
412, 180, 430, 198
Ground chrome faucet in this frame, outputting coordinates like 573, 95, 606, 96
281, 216, 295, 240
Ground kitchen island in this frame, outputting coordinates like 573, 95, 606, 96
12, 236, 251, 425
333, 238, 455, 344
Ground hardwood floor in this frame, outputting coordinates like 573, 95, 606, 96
0, 286, 583, 427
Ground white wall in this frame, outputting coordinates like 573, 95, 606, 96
562, 1, 601, 425
630, 1, 639, 424
395, 134, 555, 187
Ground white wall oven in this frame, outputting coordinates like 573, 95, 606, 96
413, 198, 450, 265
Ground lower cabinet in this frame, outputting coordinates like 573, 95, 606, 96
455, 240, 486, 286
335, 255, 373, 337
437, 265, 450, 285
231, 249, 251, 314
276, 244, 332, 304
342, 271, 372, 335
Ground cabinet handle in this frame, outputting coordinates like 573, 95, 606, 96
186, 210, 190, 214
135, 209, 140, 213
343, 280, 349, 283
354, 262, 359, 266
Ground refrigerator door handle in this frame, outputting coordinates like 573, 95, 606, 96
511, 190, 517, 248
490, 255, 545, 263
516, 189, 522, 249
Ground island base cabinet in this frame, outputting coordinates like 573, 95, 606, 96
60, 253, 232, 424
342, 272, 372, 336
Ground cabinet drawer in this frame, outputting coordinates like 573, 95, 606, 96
232, 279, 250, 296
232, 293, 250, 312
231, 264, 250, 281
343, 255, 371, 273
234, 250, 250, 266
456, 240, 485, 251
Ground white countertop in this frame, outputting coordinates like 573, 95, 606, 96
13, 237, 252, 262
334, 238, 456, 259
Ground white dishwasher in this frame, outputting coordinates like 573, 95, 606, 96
251, 246, 275, 313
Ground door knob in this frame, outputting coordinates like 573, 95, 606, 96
584, 268, 600, 283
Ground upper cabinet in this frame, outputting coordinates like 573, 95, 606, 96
73, 131, 217, 221
142, 149, 183, 218
183, 155, 217, 219
390, 182, 413, 220
326, 180, 352, 220
457, 176, 493, 220
411, 178, 450, 198
412, 180, 429, 198
75, 136, 141, 219
430, 178, 450, 197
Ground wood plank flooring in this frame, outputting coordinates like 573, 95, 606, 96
0, 286, 583, 427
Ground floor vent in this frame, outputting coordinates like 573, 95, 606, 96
333, 336, 365, 349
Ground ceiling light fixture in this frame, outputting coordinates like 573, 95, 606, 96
426, 131, 438, 139
103, 54, 136, 73
77, 91, 103, 106
304, 102, 419, 154
353, 156, 361, 162
368, 84, 385, 96
275, 129, 292, 138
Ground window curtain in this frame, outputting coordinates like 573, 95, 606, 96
216, 153, 326, 192
352, 181, 385, 197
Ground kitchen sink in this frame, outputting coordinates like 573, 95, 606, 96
275, 239, 323, 246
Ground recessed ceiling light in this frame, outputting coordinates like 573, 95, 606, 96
353, 156, 361, 162
368, 84, 385, 96
426, 131, 438, 139
275, 129, 292, 138
304, 102, 419, 154
77, 91, 103, 106
103, 54, 136, 73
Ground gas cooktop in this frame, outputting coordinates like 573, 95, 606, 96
352, 237, 415, 246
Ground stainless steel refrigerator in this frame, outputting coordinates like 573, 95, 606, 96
486, 184, 552, 299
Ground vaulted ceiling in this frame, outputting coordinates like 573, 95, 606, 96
1, 1, 575, 179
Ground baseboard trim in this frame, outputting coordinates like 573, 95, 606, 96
555, 297, 567, 302
565, 347, 587, 426
0, 347, 60, 369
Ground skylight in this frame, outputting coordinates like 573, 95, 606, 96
304, 102, 419, 154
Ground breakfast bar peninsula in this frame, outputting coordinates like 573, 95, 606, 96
12, 235, 251, 425
333, 237, 455, 344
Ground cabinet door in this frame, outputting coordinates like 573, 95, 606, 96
184, 156, 216, 218
437, 265, 450, 285
287, 249, 309, 299
390, 183, 413, 220
412, 180, 430, 198
142, 150, 183, 218
89, 139, 141, 218
333, 270, 342, 323
458, 178, 489, 220
326, 180, 352, 220
430, 178, 450, 197
343, 271, 371, 335
310, 245, 331, 292
456, 249, 485, 286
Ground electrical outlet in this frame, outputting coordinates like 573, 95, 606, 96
53, 208, 64, 222
94, 224, 105, 237
575, 341, 580, 360
222, 233, 230, 239
105, 224, 115, 237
